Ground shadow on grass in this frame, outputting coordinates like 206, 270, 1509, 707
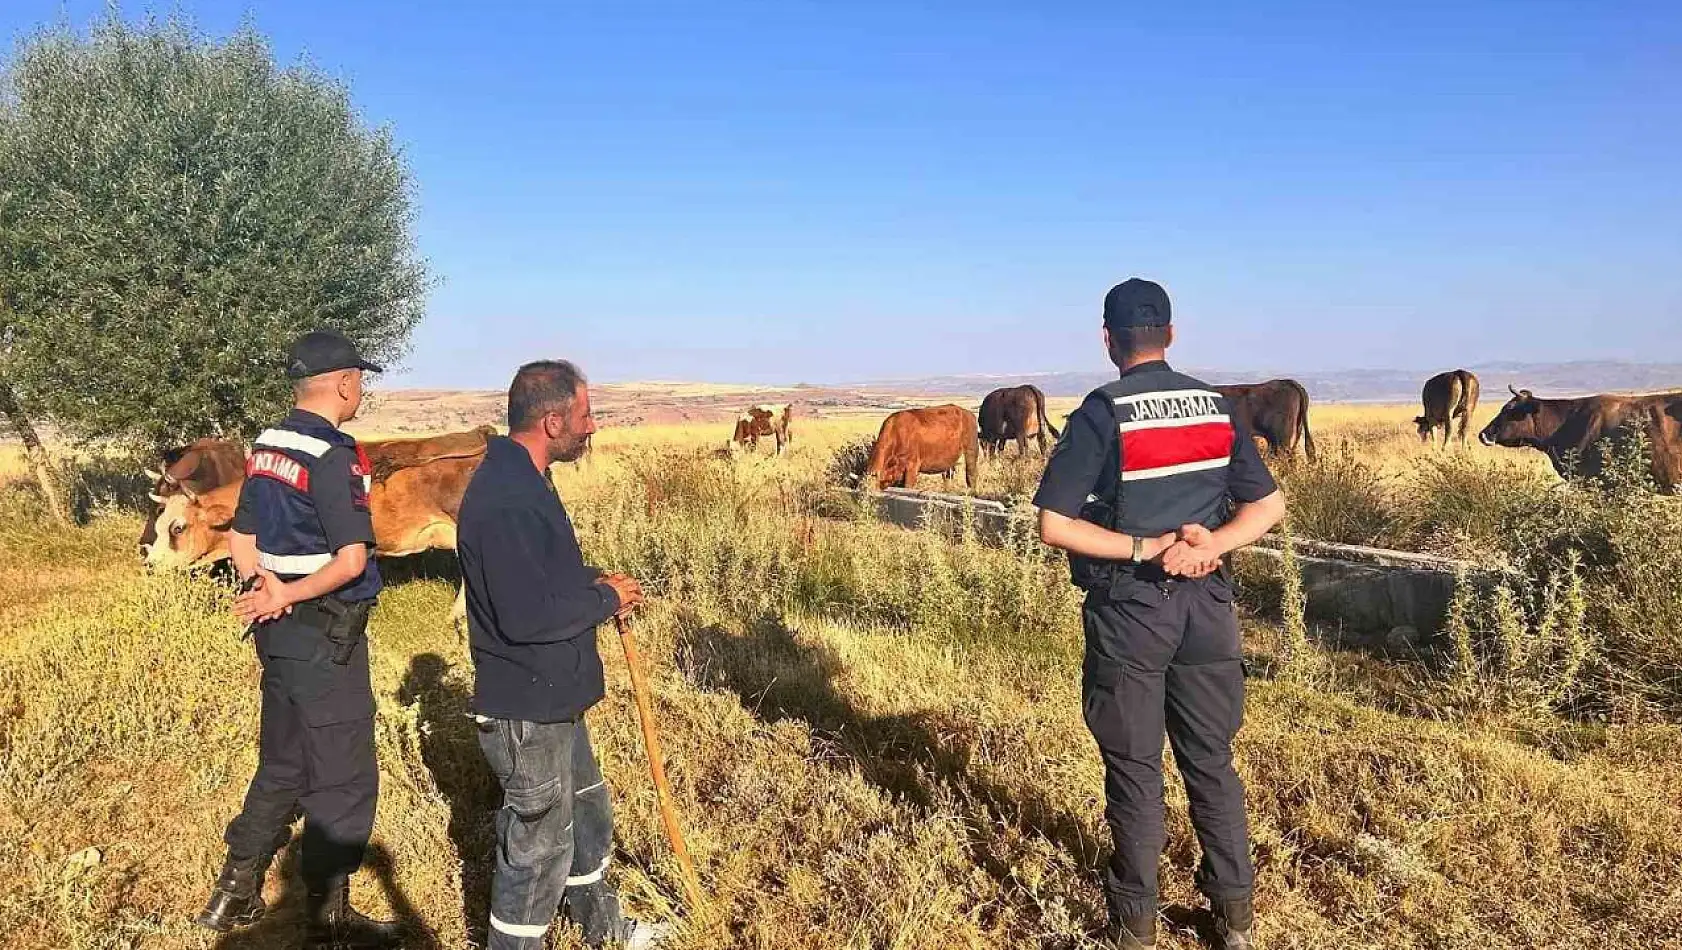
397, 653, 498, 949
379, 548, 462, 588
213, 842, 438, 950
674, 610, 1108, 937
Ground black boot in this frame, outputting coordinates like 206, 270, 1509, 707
305, 878, 403, 948
1212, 898, 1255, 950
194, 853, 270, 933
1113, 912, 1156, 950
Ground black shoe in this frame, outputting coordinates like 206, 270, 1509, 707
1113, 912, 1156, 949
194, 853, 270, 933
306, 879, 404, 948
1212, 898, 1255, 950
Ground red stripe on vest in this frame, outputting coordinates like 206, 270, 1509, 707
353, 445, 372, 478
1121, 421, 1234, 473
246, 450, 310, 491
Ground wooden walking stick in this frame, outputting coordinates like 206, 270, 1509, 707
614, 613, 705, 909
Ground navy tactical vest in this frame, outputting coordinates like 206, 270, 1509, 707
242, 410, 382, 603
1070, 364, 1238, 589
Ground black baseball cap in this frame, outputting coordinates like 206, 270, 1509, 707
1102, 278, 1172, 329
286, 330, 384, 379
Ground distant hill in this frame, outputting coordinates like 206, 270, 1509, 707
856, 361, 1682, 403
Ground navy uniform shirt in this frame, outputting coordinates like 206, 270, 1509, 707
1033, 361, 1277, 580
231, 409, 379, 596
456, 435, 622, 723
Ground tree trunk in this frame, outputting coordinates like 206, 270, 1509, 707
0, 378, 69, 524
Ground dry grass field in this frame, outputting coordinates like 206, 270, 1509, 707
2, 401, 1679, 949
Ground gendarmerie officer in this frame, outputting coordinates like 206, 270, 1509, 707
1034, 279, 1287, 950
196, 330, 400, 947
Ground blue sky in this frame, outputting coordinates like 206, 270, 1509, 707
7, 1, 1681, 387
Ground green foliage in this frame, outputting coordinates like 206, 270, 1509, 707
0, 15, 429, 449
1492, 435, 1682, 717
1441, 558, 1592, 718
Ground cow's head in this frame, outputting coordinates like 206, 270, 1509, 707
1414, 416, 1433, 441
138, 439, 246, 556
863, 442, 912, 489
141, 482, 239, 571
1479, 386, 1545, 447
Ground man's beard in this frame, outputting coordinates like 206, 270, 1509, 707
554, 432, 590, 463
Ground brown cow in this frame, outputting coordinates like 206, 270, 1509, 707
978, 385, 1061, 457
1479, 387, 1682, 490
1416, 369, 1481, 446
864, 405, 980, 489
731, 403, 794, 454
138, 438, 249, 555
1214, 380, 1317, 460
141, 426, 496, 572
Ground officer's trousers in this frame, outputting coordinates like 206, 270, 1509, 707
1081, 579, 1253, 922
224, 611, 378, 889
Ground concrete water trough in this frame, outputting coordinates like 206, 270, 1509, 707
840, 487, 1489, 645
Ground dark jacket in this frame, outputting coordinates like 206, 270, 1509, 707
232, 408, 383, 602
1033, 360, 1278, 593
457, 436, 621, 722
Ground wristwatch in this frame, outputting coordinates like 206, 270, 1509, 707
1130, 534, 1145, 564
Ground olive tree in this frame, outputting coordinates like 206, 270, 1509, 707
0, 14, 429, 490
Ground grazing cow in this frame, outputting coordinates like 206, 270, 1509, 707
141, 426, 497, 571
138, 439, 249, 556
1416, 369, 1481, 446
1214, 380, 1317, 460
731, 403, 794, 454
864, 405, 980, 489
1479, 387, 1682, 490
978, 385, 1061, 457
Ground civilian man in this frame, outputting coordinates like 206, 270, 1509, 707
457, 360, 666, 949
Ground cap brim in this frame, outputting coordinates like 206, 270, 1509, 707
356, 359, 384, 374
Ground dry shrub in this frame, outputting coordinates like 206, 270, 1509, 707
1396, 450, 1553, 558
1271, 446, 1406, 546
824, 435, 875, 489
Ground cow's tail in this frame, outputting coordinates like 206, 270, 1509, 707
1036, 388, 1060, 440
1291, 379, 1317, 461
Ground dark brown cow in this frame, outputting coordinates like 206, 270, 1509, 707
1415, 369, 1481, 446
141, 427, 497, 571
1479, 387, 1682, 490
865, 405, 980, 489
978, 385, 1061, 457
731, 403, 794, 454
1214, 380, 1316, 460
